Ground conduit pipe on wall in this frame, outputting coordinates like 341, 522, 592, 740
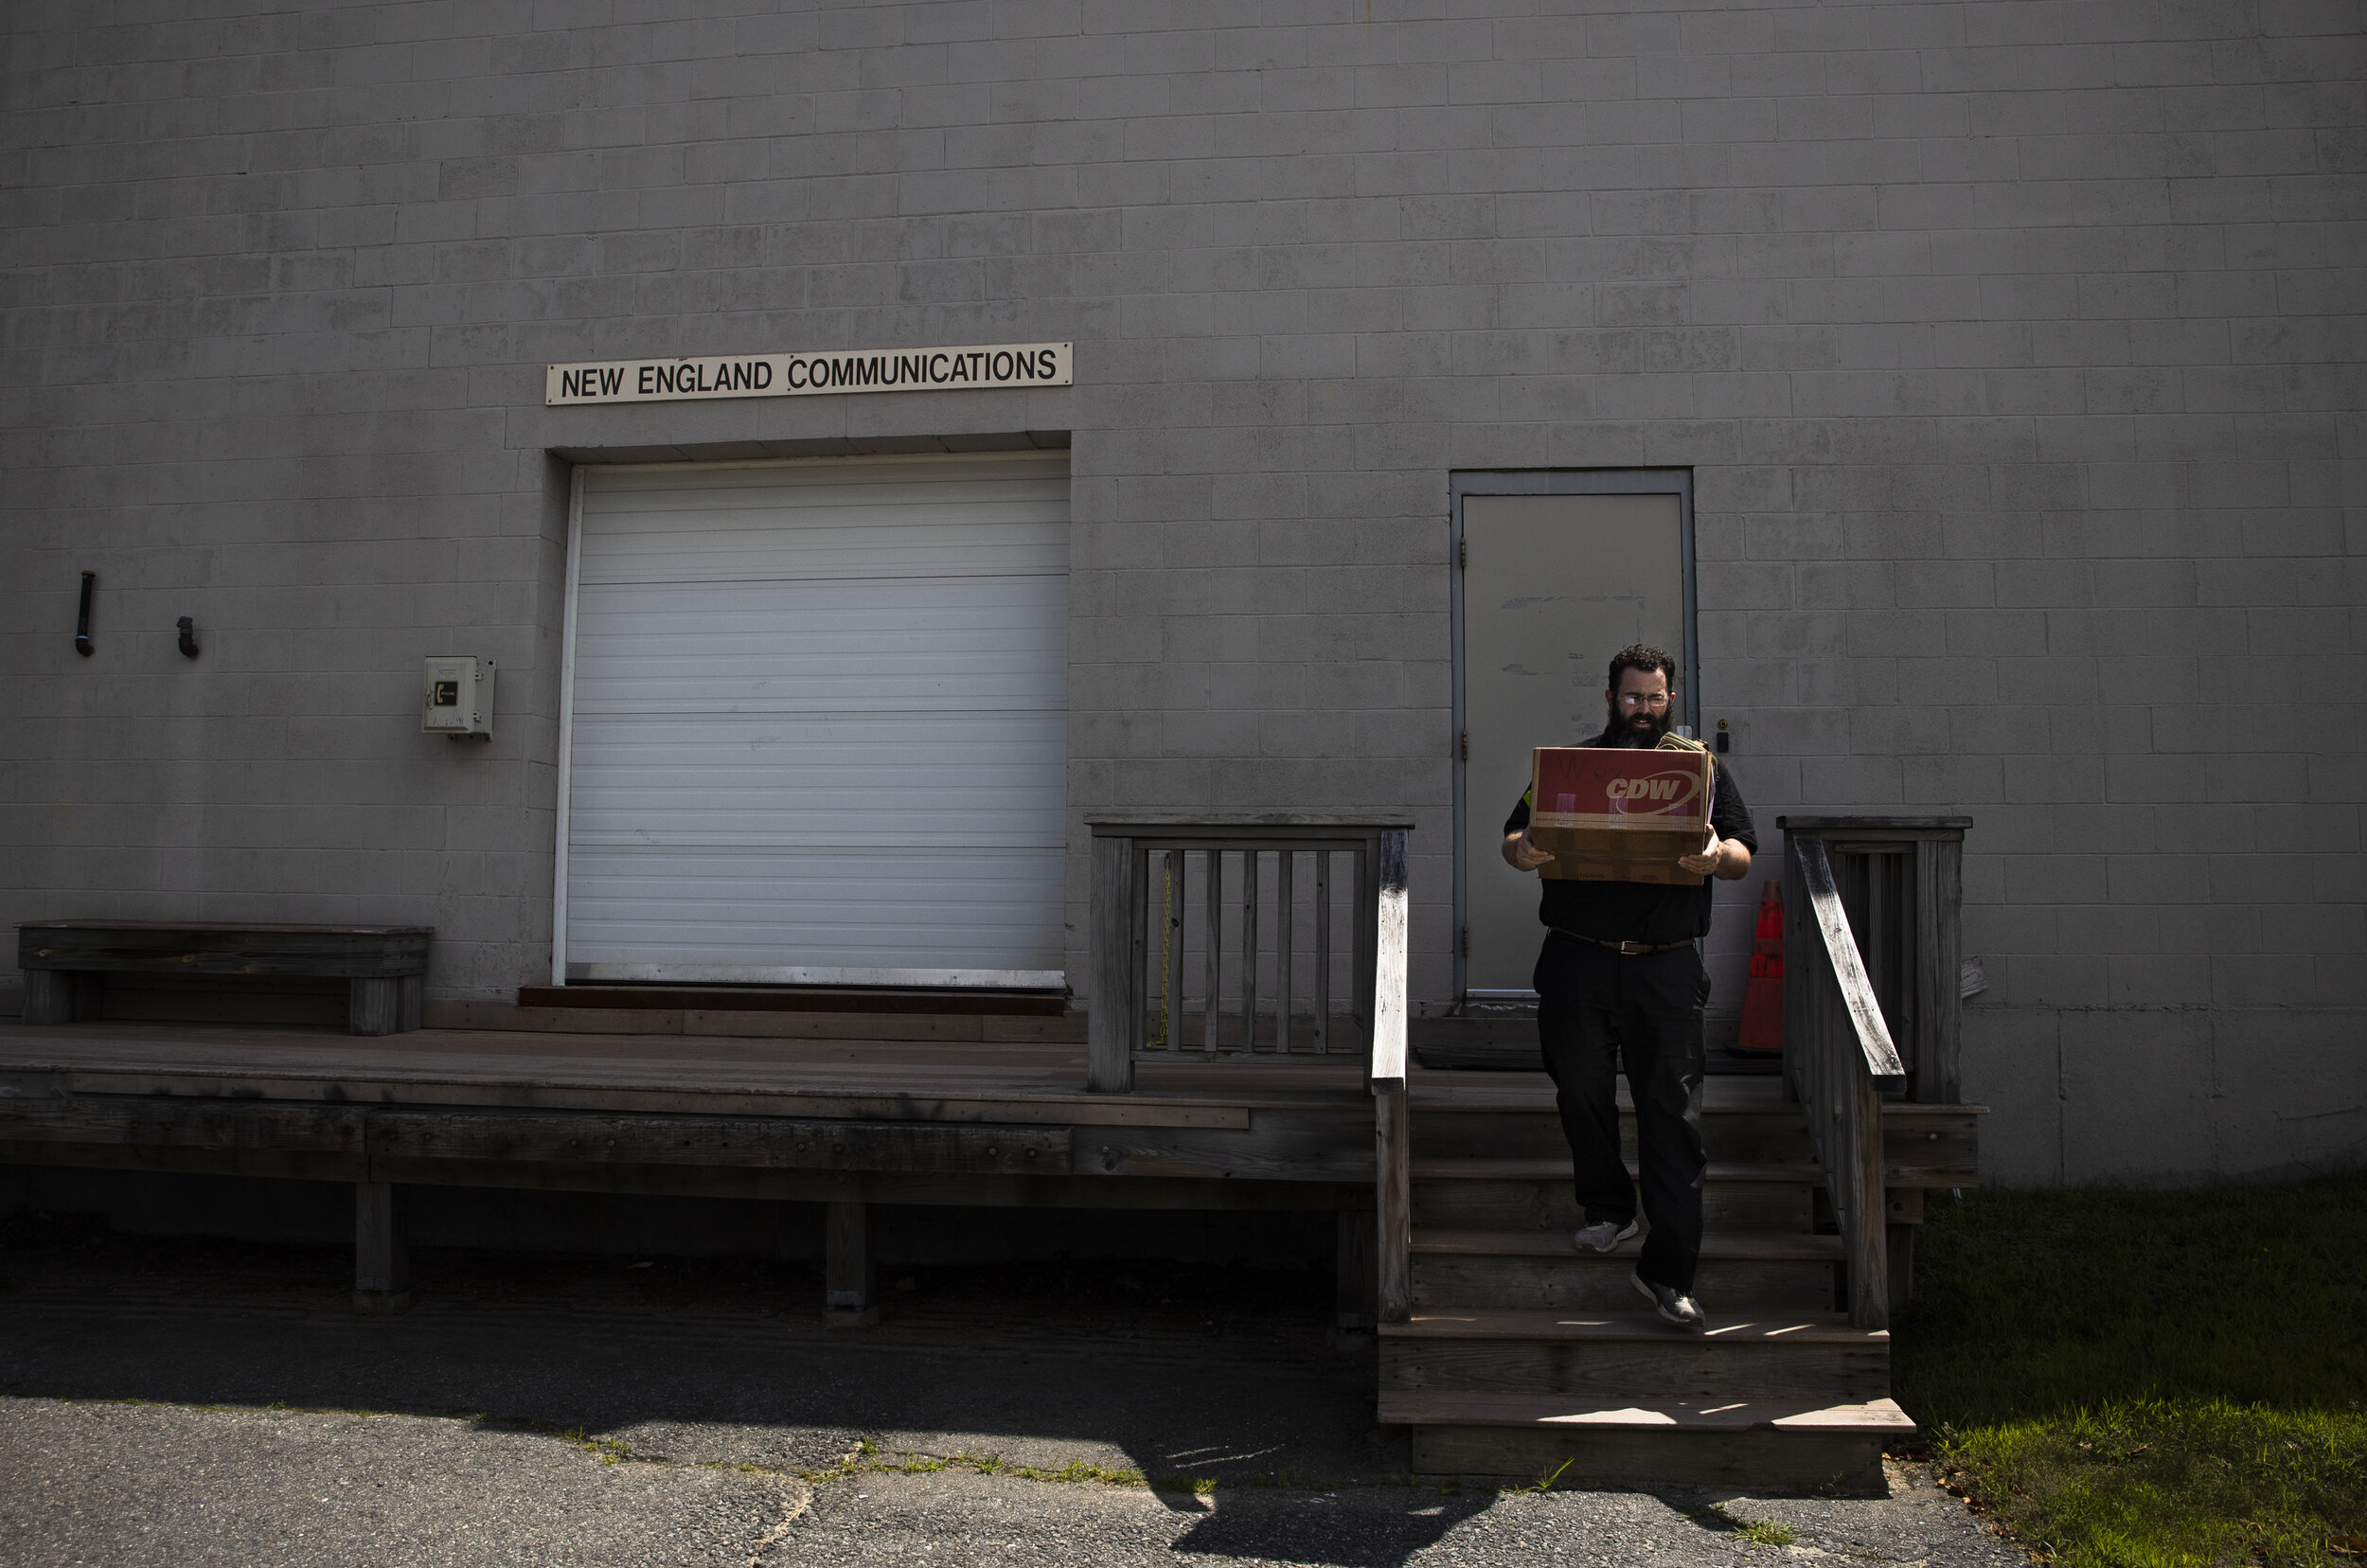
74, 571, 95, 656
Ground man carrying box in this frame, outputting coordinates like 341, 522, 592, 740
1501, 643, 1757, 1329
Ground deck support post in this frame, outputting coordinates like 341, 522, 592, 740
348, 976, 422, 1037
1887, 1222, 1916, 1310
825, 1199, 878, 1327
22, 970, 71, 1025
1375, 1089, 1412, 1325
1086, 832, 1136, 1092
1334, 1207, 1376, 1332
23, 971, 104, 1025
352, 1181, 410, 1314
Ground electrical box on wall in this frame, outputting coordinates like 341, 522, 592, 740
422, 655, 495, 737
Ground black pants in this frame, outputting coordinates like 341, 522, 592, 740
1533, 933, 1708, 1293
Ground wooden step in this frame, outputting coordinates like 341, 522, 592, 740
1412, 1159, 1816, 1232
1411, 1230, 1842, 1312
1414, 1107, 1819, 1165
1383, 1389, 1914, 1433
1413, 1158, 1821, 1183
1383, 1308, 1881, 1344
1416, 1183, 1807, 1233
1379, 1309, 1890, 1401
1407, 1080, 1983, 1185
1414, 1228, 1843, 1260
1413, 1117, 1979, 1183
1385, 1390, 1912, 1488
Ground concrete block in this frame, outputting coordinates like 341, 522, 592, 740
1961, 1007, 2063, 1185
2059, 1008, 2218, 1183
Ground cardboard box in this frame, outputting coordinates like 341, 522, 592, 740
1529, 745, 1714, 885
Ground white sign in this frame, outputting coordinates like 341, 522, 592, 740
545, 342, 1072, 405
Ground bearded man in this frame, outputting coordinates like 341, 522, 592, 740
1500, 643, 1756, 1329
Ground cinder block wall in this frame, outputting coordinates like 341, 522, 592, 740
2, 1, 2360, 1183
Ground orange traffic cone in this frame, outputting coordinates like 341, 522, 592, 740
1735, 880, 1784, 1055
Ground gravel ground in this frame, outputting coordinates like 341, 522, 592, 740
1, 1399, 799, 1568
770, 1460, 2028, 1567
0, 1220, 2030, 1567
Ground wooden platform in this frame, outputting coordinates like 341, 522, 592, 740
0, 1018, 1397, 1208
0, 1016, 1980, 1485
0, 1016, 1846, 1125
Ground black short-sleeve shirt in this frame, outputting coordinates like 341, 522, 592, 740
1503, 735, 1760, 947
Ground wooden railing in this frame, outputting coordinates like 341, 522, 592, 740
1084, 816, 1413, 1092
1780, 816, 1970, 1330
1086, 815, 1414, 1324
1372, 828, 1411, 1323
1779, 817, 1970, 1104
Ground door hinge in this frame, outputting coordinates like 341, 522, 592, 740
1460, 928, 1468, 958
1458, 729, 1468, 762
1457, 538, 1466, 569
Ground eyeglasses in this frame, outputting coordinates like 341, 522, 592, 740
1616, 692, 1672, 709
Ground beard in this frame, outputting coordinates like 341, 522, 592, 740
1605, 704, 1671, 747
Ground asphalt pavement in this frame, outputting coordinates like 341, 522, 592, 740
0, 1213, 2030, 1567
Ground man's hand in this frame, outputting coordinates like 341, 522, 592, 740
1503, 828, 1556, 872
1678, 829, 1751, 880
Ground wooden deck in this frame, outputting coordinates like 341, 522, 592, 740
0, 1018, 1370, 1120
0, 1015, 1930, 1210
0, 1016, 1831, 1122
0, 1017, 1396, 1215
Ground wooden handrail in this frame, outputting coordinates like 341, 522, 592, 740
1369, 829, 1409, 1096
1781, 815, 1971, 1327
1775, 814, 1969, 1105
1798, 838, 1906, 1087
1084, 816, 1416, 1327
1785, 833, 1901, 1329
1085, 818, 1414, 1093
1370, 829, 1412, 1325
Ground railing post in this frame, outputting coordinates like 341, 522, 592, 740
1088, 829, 1135, 1093
1352, 832, 1379, 1058
1846, 1064, 1890, 1329
1789, 831, 1907, 1331
1368, 828, 1408, 1093
1082, 816, 1414, 1075
1335, 1204, 1376, 1330
1913, 834, 1965, 1104
1370, 826, 1411, 1324
353, 1180, 410, 1314
1313, 850, 1332, 1054
1375, 1087, 1411, 1324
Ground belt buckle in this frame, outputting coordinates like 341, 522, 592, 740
1616, 940, 1645, 955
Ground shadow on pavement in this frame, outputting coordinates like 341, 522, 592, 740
1166, 1491, 1501, 1566
0, 1212, 1404, 1488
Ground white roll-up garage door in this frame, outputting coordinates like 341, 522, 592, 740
557, 453, 1070, 989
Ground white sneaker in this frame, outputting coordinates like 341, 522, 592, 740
1632, 1270, 1706, 1329
1572, 1218, 1640, 1253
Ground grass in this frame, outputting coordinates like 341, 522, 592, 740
1687, 1501, 1797, 1546
1893, 1169, 2367, 1568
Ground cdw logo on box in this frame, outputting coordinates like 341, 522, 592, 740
1529, 746, 1714, 885
1604, 773, 1696, 804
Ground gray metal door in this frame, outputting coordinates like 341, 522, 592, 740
1456, 480, 1695, 998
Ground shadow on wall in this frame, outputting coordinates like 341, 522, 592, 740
1962, 1001, 2367, 1187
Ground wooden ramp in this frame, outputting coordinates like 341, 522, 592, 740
1384, 1072, 1976, 1488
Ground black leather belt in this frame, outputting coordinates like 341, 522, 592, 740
1554, 929, 1693, 956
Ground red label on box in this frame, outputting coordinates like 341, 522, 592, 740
1528, 745, 1714, 884
1530, 748, 1712, 829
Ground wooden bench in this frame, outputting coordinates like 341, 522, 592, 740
16, 921, 431, 1036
